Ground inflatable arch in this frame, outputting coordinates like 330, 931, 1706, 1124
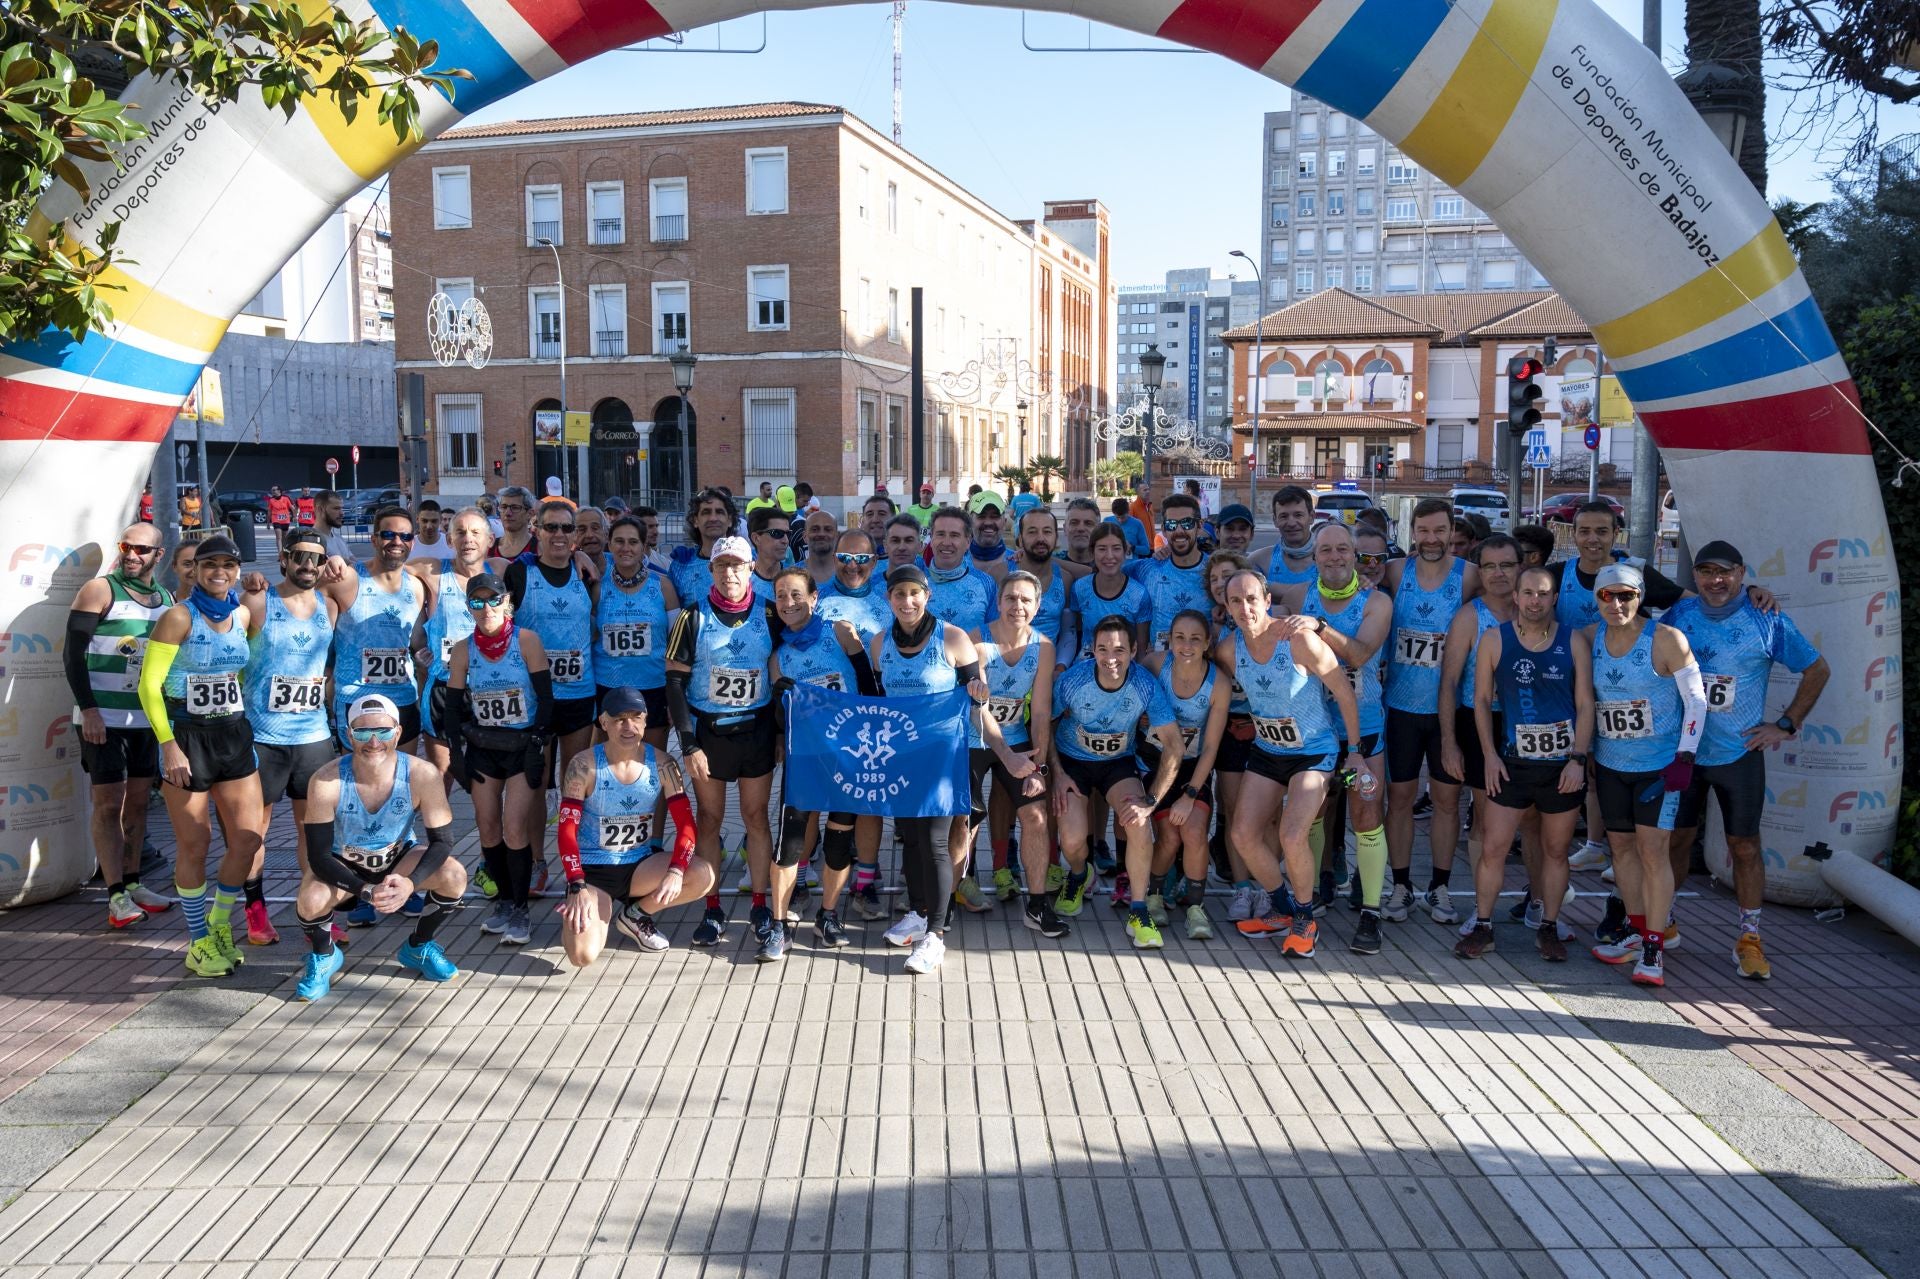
0, 0, 1901, 906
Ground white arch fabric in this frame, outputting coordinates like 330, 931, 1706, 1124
0, 0, 1899, 906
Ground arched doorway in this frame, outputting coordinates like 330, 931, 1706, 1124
588, 397, 639, 508
649, 395, 695, 513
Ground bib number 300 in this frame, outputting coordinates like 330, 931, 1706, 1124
1253, 716, 1302, 750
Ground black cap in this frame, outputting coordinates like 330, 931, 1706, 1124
465, 571, 507, 600
1217, 503, 1255, 527
283, 528, 327, 553
599, 686, 650, 717
1692, 539, 1743, 568
885, 564, 929, 592
194, 533, 241, 562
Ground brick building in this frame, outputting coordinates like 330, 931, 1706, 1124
389, 103, 1111, 513
1222, 288, 1623, 484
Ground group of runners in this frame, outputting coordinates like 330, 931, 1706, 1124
67, 482, 1828, 995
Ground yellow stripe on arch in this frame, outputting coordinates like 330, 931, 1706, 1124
293, 0, 428, 180
34, 221, 229, 356
1592, 222, 1800, 359
1399, 0, 1559, 189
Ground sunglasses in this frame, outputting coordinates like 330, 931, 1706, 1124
1479, 559, 1521, 573
500, 502, 529, 512
467, 597, 508, 611
1161, 517, 1199, 532
118, 542, 161, 557
286, 551, 325, 567
376, 530, 415, 543
349, 726, 399, 743
837, 552, 876, 566
1596, 589, 1641, 604
541, 523, 576, 535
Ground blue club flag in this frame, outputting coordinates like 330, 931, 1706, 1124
783, 682, 972, 819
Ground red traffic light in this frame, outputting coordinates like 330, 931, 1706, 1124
1507, 355, 1545, 380
493, 459, 504, 477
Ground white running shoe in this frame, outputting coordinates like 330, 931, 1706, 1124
1382, 883, 1414, 922
1458, 913, 1480, 938
126, 882, 174, 913
1568, 841, 1610, 871
1424, 887, 1459, 925
1226, 883, 1256, 921
1600, 862, 1616, 884
884, 911, 928, 947
904, 931, 946, 974
1523, 898, 1546, 931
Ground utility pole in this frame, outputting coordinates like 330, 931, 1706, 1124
1627, 0, 1661, 561
892, 2, 905, 145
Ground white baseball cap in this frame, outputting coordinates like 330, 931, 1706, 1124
710, 536, 753, 564
347, 693, 401, 724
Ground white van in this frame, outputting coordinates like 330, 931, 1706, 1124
1449, 485, 1511, 532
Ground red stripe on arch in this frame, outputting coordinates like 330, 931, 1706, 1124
1156, 0, 1323, 69
0, 380, 177, 445
502, 0, 672, 66
1640, 380, 1869, 455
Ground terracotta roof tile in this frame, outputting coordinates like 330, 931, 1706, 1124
1223, 287, 1597, 345
1390, 290, 1553, 342
1222, 289, 1439, 342
439, 103, 843, 141
1465, 293, 1594, 339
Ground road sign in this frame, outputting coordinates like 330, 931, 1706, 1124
351, 444, 361, 464
1584, 424, 1601, 451
1525, 428, 1548, 451
324, 457, 339, 475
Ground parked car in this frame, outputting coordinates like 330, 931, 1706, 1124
335, 487, 404, 525
1313, 483, 1371, 525
211, 489, 271, 525
1529, 492, 1626, 526
1658, 489, 1678, 543
1448, 485, 1511, 532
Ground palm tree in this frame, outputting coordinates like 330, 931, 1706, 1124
1028, 454, 1065, 502
992, 463, 1031, 496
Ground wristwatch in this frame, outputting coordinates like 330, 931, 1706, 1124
1775, 715, 1798, 736
1181, 783, 1201, 799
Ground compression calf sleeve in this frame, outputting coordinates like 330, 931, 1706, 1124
177, 883, 208, 940
1356, 826, 1388, 912
299, 912, 336, 957
243, 876, 266, 907
410, 893, 459, 945
1308, 818, 1326, 876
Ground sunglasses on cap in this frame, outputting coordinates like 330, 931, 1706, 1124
118, 541, 161, 557
349, 726, 399, 743
837, 552, 876, 566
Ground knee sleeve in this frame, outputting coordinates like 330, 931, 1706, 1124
822, 822, 856, 872
777, 806, 811, 868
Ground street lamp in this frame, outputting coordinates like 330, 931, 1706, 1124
668, 348, 697, 510
1017, 399, 1029, 467
535, 236, 572, 500
1228, 248, 1263, 509
1676, 60, 1754, 165
1137, 343, 1166, 498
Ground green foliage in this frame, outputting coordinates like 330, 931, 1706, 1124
1796, 170, 1920, 336
1091, 452, 1143, 496
1891, 791, 1920, 886
1028, 454, 1065, 503
2, 0, 468, 343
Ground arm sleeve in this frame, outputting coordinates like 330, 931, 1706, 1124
138, 640, 180, 745
667, 792, 697, 872
64, 610, 101, 708
666, 671, 696, 737
528, 668, 554, 734
1674, 661, 1708, 755
301, 821, 372, 898
557, 797, 585, 884
410, 823, 457, 885
848, 645, 881, 697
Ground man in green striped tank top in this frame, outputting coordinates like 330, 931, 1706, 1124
65, 523, 176, 929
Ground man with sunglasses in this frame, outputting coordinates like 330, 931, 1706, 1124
293, 694, 464, 1001
67, 523, 176, 929
320, 506, 428, 756
1664, 542, 1828, 981
237, 529, 341, 944
1353, 528, 1392, 591
1128, 492, 1210, 655
817, 530, 893, 644
746, 505, 792, 601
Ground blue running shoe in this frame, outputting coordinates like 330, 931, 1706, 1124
396, 939, 458, 982
346, 901, 377, 928
402, 892, 427, 918
691, 907, 727, 947
1090, 839, 1116, 877
756, 922, 787, 963
296, 948, 345, 1002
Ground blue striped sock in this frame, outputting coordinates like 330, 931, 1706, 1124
177, 884, 208, 940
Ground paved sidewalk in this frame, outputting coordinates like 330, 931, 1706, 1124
1, 803, 1915, 1278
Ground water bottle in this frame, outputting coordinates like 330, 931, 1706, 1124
1355, 767, 1380, 801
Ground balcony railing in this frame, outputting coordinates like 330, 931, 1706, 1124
657, 328, 689, 354
595, 332, 627, 357
535, 338, 561, 359
651, 214, 687, 242
591, 219, 625, 245
528, 220, 560, 244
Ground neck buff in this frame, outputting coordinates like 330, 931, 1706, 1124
1318, 572, 1360, 603
109, 570, 158, 596
1281, 540, 1313, 560
473, 619, 514, 662
835, 577, 874, 598
188, 586, 240, 622
891, 609, 939, 651
929, 561, 970, 584
1700, 596, 1745, 621
970, 541, 1006, 562
709, 585, 754, 615
783, 612, 827, 649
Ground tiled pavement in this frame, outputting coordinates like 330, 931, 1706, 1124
0, 797, 1915, 1278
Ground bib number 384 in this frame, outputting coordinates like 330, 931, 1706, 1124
472, 688, 525, 727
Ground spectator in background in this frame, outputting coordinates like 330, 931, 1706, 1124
905, 483, 938, 530
296, 487, 317, 529
1183, 478, 1209, 521
412, 499, 455, 565
1008, 481, 1042, 524
787, 481, 817, 559
631, 504, 669, 575
265, 486, 293, 551
1128, 478, 1152, 530
746, 482, 778, 518
180, 487, 202, 531
168, 541, 197, 595
1107, 497, 1151, 558
1512, 523, 1556, 567
317, 489, 352, 564
139, 483, 155, 525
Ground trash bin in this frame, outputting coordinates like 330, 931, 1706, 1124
224, 518, 257, 563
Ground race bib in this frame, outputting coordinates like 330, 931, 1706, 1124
1596, 699, 1653, 739
1180, 724, 1201, 759
596, 815, 652, 853
987, 695, 1026, 726
471, 687, 526, 727
1394, 629, 1444, 667
363, 648, 410, 684
709, 666, 761, 707
1252, 715, 1302, 750
266, 675, 325, 714
602, 624, 653, 658
439, 635, 454, 665
549, 650, 586, 684
185, 671, 243, 716
339, 842, 400, 873
1703, 673, 1736, 711
1513, 720, 1574, 760
1076, 726, 1128, 757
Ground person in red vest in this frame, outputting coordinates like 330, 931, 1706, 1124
295, 488, 317, 529
138, 483, 154, 524
265, 486, 294, 551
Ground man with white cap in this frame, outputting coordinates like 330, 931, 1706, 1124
294, 694, 465, 1001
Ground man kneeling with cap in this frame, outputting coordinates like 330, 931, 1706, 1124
555, 686, 714, 967
294, 694, 466, 1001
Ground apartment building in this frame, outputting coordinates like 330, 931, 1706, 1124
1115, 268, 1262, 430
390, 103, 1111, 510
1260, 94, 1552, 304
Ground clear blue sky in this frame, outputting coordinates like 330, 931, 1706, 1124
449, 2, 1918, 288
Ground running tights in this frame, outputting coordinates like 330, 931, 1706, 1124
898, 817, 951, 932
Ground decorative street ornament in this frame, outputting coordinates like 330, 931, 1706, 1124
429, 293, 494, 370
1090, 405, 1230, 460
937, 337, 1044, 404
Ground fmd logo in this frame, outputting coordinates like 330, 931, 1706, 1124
1865, 590, 1898, 634
1829, 790, 1888, 826
8, 544, 84, 572
1865, 655, 1901, 699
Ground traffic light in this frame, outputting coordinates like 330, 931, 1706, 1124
493, 459, 504, 477
1373, 458, 1388, 479
1506, 354, 1545, 435
504, 441, 518, 465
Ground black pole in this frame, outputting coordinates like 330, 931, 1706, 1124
910, 286, 925, 496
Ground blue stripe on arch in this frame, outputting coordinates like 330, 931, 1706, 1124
363, 0, 535, 113
1292, 0, 1453, 120
1613, 295, 1842, 406
2, 327, 203, 398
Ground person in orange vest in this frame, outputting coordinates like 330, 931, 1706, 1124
296, 488, 317, 529
180, 487, 202, 531
265, 486, 294, 551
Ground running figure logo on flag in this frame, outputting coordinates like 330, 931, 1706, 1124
783, 682, 972, 818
